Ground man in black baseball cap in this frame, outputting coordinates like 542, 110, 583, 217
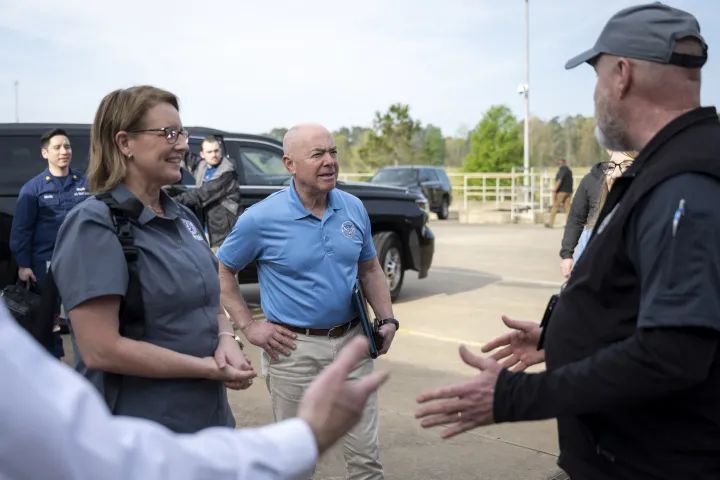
416, 3, 720, 480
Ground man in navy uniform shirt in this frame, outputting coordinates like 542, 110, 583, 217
10, 128, 89, 357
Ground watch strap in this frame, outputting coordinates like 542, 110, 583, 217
377, 318, 400, 330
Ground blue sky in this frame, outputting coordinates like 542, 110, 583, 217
0, 0, 716, 137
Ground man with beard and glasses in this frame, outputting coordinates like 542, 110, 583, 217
415, 3, 720, 480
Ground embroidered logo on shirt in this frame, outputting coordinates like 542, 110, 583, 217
43, 194, 54, 199
341, 221, 356, 239
181, 219, 205, 241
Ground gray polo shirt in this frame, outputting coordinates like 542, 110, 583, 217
51, 183, 235, 433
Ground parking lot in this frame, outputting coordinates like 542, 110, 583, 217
62, 220, 568, 479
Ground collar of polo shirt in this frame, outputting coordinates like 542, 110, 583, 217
110, 183, 182, 225
287, 178, 343, 220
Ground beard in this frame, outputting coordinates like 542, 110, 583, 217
594, 97, 635, 152
595, 124, 635, 152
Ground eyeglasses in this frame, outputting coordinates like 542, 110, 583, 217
129, 127, 190, 144
601, 160, 633, 174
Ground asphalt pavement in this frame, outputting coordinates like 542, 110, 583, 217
61, 220, 570, 480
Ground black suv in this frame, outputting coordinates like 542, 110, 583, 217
368, 166, 453, 220
0, 123, 435, 302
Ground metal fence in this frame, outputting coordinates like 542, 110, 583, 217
339, 169, 586, 220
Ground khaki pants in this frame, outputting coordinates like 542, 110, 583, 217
261, 324, 383, 480
547, 191, 572, 226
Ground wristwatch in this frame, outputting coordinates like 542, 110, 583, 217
376, 318, 400, 330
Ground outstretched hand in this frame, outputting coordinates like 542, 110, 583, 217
415, 345, 502, 439
481, 315, 545, 372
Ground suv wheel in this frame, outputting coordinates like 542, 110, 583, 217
372, 232, 404, 302
437, 196, 450, 220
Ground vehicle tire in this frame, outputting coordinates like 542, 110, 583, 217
437, 196, 450, 220
372, 232, 404, 302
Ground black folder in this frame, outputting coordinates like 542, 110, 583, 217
351, 280, 382, 358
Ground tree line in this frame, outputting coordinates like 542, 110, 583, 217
262, 103, 608, 174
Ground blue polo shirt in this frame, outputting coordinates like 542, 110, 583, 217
217, 179, 377, 329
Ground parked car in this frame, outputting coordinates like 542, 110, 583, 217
367, 165, 453, 220
0, 123, 435, 302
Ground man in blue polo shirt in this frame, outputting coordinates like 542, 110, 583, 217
218, 122, 397, 479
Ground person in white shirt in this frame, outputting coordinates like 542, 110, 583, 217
0, 298, 389, 480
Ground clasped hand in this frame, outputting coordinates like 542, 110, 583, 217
209, 334, 256, 390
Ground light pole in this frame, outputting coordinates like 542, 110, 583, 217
523, 0, 530, 202
14, 80, 19, 122
516, 1, 531, 204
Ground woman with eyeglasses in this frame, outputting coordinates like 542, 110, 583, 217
571, 150, 637, 267
49, 86, 256, 433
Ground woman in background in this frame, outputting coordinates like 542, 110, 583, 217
571, 150, 637, 267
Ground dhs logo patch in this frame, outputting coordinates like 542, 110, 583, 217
341, 221, 356, 239
182, 219, 205, 241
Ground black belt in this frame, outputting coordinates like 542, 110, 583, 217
274, 317, 360, 338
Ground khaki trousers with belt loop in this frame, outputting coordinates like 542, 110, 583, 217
261, 323, 383, 480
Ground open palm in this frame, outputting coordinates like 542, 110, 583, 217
481, 315, 545, 372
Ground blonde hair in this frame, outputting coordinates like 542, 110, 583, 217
586, 150, 638, 228
88, 86, 179, 193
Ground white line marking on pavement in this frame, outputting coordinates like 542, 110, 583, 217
397, 328, 485, 348
431, 267, 563, 288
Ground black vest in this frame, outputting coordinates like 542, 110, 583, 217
544, 107, 720, 477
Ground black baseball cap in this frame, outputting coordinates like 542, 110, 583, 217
565, 2, 708, 70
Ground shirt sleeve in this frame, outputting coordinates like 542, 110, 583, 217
216, 208, 261, 271
9, 183, 38, 268
629, 173, 720, 333
494, 327, 719, 423
358, 203, 377, 263
174, 172, 237, 209
50, 199, 129, 311
0, 299, 318, 480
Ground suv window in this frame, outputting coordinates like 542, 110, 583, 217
369, 168, 418, 184
0, 134, 90, 195
188, 137, 204, 155
419, 168, 435, 182
434, 168, 450, 184
242, 148, 287, 176
223, 140, 290, 186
